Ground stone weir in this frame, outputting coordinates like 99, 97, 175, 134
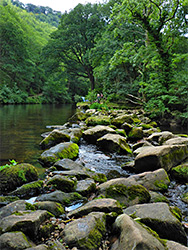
0, 106, 188, 250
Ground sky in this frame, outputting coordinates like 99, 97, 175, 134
20, 0, 104, 13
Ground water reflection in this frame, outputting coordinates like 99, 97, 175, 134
0, 104, 75, 173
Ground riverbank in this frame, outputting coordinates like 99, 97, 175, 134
0, 104, 188, 250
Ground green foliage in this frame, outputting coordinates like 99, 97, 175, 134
0, 159, 18, 171
90, 102, 109, 111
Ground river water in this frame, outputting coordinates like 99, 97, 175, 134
0, 104, 76, 175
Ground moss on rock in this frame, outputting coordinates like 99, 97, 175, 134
170, 163, 188, 182
0, 163, 38, 194
85, 116, 111, 126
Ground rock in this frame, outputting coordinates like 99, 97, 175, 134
83, 125, 116, 143
127, 168, 170, 191
26, 244, 49, 250
70, 128, 83, 143
34, 201, 65, 217
170, 162, 188, 182
98, 180, 150, 207
85, 115, 111, 126
97, 133, 132, 154
166, 240, 188, 249
149, 191, 169, 203
121, 122, 133, 133
54, 158, 85, 171
0, 210, 49, 239
0, 163, 38, 194
112, 114, 134, 127
124, 202, 187, 245
147, 131, 177, 145
134, 145, 188, 173
39, 142, 79, 167
164, 137, 188, 145
68, 198, 123, 218
36, 190, 84, 206
0, 231, 32, 250
46, 175, 76, 192
132, 140, 152, 151
128, 127, 144, 141
9, 180, 43, 199
39, 129, 70, 149
75, 178, 96, 196
110, 214, 165, 250
0, 196, 19, 208
64, 212, 106, 250
181, 192, 188, 204
51, 169, 91, 180
0, 200, 32, 220
45, 240, 66, 250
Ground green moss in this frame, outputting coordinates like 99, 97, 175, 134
92, 173, 107, 183
0, 196, 19, 203
141, 123, 153, 129
77, 217, 106, 250
105, 184, 150, 206
181, 192, 188, 203
170, 206, 182, 221
85, 116, 111, 126
57, 143, 79, 160
128, 127, 143, 140
115, 129, 127, 137
171, 164, 188, 181
154, 180, 169, 191
25, 203, 36, 211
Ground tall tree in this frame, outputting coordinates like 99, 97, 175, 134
46, 3, 106, 90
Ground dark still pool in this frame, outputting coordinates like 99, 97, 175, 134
0, 104, 76, 172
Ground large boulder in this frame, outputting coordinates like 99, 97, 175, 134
97, 133, 132, 154
164, 137, 188, 146
166, 240, 188, 250
85, 115, 111, 126
39, 142, 79, 167
170, 162, 188, 182
75, 178, 96, 196
147, 131, 177, 145
39, 129, 70, 149
68, 198, 123, 219
134, 145, 188, 173
0, 231, 32, 250
0, 163, 38, 194
98, 180, 150, 207
46, 175, 76, 192
110, 214, 165, 250
34, 201, 65, 217
124, 202, 187, 245
83, 125, 116, 143
0, 210, 49, 239
111, 114, 134, 128
0, 200, 32, 220
64, 212, 106, 250
9, 180, 43, 199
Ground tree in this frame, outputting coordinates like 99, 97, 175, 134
46, 3, 106, 90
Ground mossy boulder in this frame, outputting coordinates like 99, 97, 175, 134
83, 125, 116, 144
64, 212, 106, 250
170, 163, 188, 182
9, 180, 43, 199
0, 163, 38, 194
39, 142, 79, 167
70, 128, 83, 143
149, 191, 169, 203
99, 183, 150, 207
0, 196, 19, 207
97, 133, 132, 154
134, 145, 188, 173
112, 114, 134, 128
121, 122, 133, 133
128, 127, 144, 141
75, 178, 96, 196
85, 115, 111, 126
34, 201, 65, 217
39, 129, 70, 149
124, 202, 187, 245
0, 232, 32, 250
46, 175, 76, 192
76, 110, 91, 121
111, 214, 165, 250
36, 190, 84, 207
68, 198, 123, 219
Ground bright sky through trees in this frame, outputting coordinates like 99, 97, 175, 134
20, 0, 104, 12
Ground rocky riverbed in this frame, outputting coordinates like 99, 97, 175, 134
0, 106, 188, 250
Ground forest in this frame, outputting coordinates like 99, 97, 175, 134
0, 0, 188, 123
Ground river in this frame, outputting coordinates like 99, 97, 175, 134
0, 104, 76, 175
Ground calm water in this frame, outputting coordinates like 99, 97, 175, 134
0, 104, 76, 173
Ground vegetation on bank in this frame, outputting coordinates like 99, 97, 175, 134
0, 0, 188, 124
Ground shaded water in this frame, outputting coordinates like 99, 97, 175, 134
0, 104, 76, 174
